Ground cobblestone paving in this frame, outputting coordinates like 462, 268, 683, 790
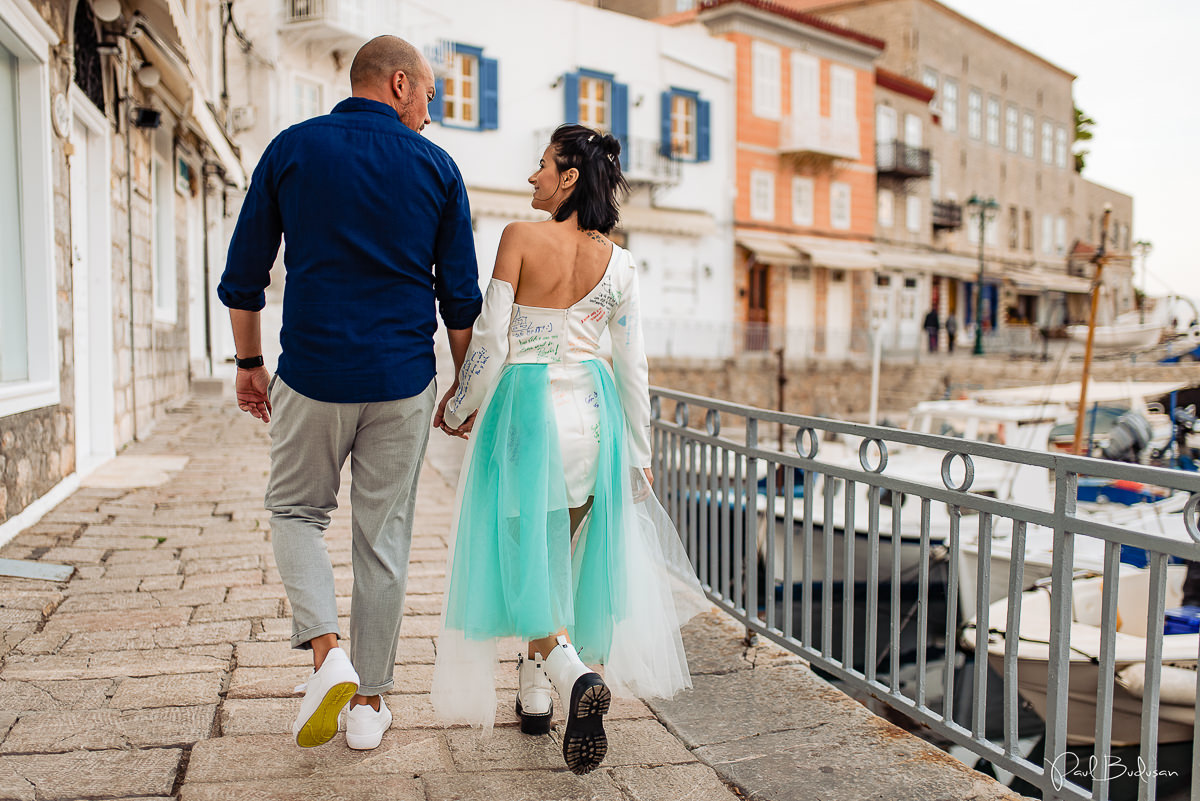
0, 393, 741, 801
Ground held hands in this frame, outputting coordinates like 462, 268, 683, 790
433, 382, 476, 439
235, 366, 272, 423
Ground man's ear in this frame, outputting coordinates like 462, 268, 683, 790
391, 70, 406, 100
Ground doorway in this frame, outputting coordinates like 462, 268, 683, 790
69, 90, 115, 474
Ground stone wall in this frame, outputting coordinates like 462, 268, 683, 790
650, 355, 1200, 421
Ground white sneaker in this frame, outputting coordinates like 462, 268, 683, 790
543, 635, 610, 775
345, 697, 392, 750
515, 652, 554, 735
292, 647, 359, 748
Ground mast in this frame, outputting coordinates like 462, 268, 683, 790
1072, 205, 1111, 455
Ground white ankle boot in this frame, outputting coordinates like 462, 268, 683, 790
542, 635, 610, 775
515, 652, 554, 734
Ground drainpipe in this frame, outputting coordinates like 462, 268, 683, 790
201, 160, 214, 375
123, 38, 139, 441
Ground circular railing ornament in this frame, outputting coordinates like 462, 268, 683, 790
675, 402, 690, 428
858, 438, 888, 473
940, 452, 976, 492
1185, 493, 1200, 544
705, 409, 721, 436
795, 427, 819, 459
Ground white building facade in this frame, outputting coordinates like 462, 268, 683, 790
224, 0, 736, 362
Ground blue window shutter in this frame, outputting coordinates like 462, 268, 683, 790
479, 57, 498, 130
611, 81, 629, 161
563, 72, 579, 123
429, 76, 444, 123
697, 98, 711, 162
660, 91, 673, 157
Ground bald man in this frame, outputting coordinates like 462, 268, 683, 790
219, 36, 481, 750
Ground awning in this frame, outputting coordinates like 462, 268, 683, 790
1005, 267, 1092, 294
735, 231, 804, 265
190, 95, 247, 190
874, 247, 941, 272
619, 205, 713, 237
934, 253, 984, 280
467, 188, 547, 222
790, 235, 880, 270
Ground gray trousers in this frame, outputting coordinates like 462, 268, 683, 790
265, 375, 435, 695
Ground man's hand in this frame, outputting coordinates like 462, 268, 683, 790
235, 367, 272, 423
440, 411, 477, 440
432, 382, 458, 431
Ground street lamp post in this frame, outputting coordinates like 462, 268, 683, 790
967, 194, 1000, 356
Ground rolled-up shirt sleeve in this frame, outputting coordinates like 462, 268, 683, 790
218, 140, 283, 312
433, 165, 482, 330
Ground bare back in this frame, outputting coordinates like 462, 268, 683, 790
505, 219, 615, 309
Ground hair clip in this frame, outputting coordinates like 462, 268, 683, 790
587, 134, 595, 142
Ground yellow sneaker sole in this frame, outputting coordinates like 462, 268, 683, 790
296, 681, 358, 748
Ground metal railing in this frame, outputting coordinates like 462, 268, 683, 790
876, 139, 933, 178
649, 386, 1200, 801
933, 199, 964, 230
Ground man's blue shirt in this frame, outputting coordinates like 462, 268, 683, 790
218, 97, 482, 403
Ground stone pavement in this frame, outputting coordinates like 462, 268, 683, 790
0, 384, 1025, 801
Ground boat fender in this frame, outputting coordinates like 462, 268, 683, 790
1115, 662, 1197, 706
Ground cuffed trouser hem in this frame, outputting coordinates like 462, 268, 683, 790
290, 622, 342, 651
354, 680, 394, 696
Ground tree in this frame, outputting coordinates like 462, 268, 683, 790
1074, 105, 1095, 173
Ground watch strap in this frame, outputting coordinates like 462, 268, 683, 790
235, 354, 265, 370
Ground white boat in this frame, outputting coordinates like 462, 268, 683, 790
961, 565, 1198, 746
1066, 310, 1165, 350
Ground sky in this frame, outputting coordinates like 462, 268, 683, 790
935, 0, 1200, 303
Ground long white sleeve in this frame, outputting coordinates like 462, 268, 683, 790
610, 251, 652, 468
444, 278, 513, 430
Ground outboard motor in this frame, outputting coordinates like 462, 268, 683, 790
1101, 411, 1152, 462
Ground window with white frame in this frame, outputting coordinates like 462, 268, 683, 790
967, 88, 982, 139
152, 141, 177, 323
1041, 121, 1053, 164
1054, 126, 1068, 169
791, 52, 819, 122
791, 176, 813, 226
830, 65, 856, 128
830, 181, 851, 230
1041, 213, 1054, 255
1005, 103, 1018, 152
877, 188, 894, 227
906, 195, 920, 233
0, 38, 26, 384
675, 0, 696, 10
0, 14, 57, 411
443, 50, 478, 125
986, 96, 1000, 146
921, 67, 938, 106
579, 74, 608, 129
1022, 111, 1034, 157
1055, 216, 1067, 256
293, 77, 322, 123
750, 170, 774, 221
942, 79, 958, 132
930, 159, 940, 199
751, 41, 781, 120
670, 92, 696, 159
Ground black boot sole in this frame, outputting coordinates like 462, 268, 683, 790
562, 673, 610, 775
515, 696, 553, 735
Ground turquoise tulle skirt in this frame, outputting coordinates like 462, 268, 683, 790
432, 359, 709, 729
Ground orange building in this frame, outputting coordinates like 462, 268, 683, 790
668, 0, 884, 357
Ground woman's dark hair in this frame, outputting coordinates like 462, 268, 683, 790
548, 124, 629, 234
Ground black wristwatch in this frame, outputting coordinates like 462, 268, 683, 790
235, 354, 264, 370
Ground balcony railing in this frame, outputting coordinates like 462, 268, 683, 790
876, 139, 932, 178
282, 0, 399, 44
533, 131, 680, 187
780, 115, 859, 161
932, 199, 963, 230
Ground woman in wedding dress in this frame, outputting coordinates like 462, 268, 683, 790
430, 124, 707, 775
